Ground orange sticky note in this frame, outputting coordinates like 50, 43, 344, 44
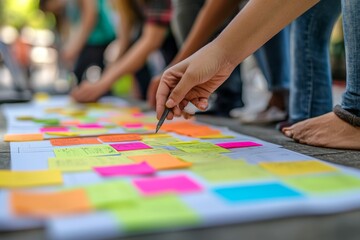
128, 153, 192, 170
98, 134, 142, 143
4, 133, 44, 142
10, 189, 92, 217
50, 137, 101, 146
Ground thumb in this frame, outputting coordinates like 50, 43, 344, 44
166, 70, 197, 108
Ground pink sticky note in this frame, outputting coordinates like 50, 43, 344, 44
94, 162, 155, 177
216, 141, 262, 149
77, 123, 103, 129
124, 123, 144, 128
133, 175, 202, 195
110, 142, 152, 151
132, 113, 145, 117
40, 127, 68, 133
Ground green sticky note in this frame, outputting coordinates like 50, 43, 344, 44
143, 137, 181, 147
170, 141, 230, 153
284, 174, 360, 194
33, 118, 60, 126
71, 129, 109, 136
111, 194, 199, 231
53, 145, 119, 158
120, 148, 168, 157
170, 151, 234, 164
48, 156, 133, 172
192, 161, 273, 183
85, 181, 139, 209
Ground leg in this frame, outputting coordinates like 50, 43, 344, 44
283, 0, 360, 150
289, 0, 341, 123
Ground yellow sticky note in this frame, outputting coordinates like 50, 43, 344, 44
53, 145, 119, 158
142, 134, 172, 139
259, 160, 337, 176
45, 132, 79, 137
0, 170, 63, 188
170, 141, 230, 153
120, 148, 168, 157
4, 133, 44, 142
170, 151, 233, 163
48, 156, 133, 172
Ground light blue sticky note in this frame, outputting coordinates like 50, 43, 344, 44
214, 183, 302, 203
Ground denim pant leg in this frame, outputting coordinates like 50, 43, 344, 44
262, 27, 291, 91
289, 0, 341, 122
341, 0, 360, 116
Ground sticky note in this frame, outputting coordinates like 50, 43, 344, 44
85, 181, 139, 209
142, 137, 180, 147
128, 153, 192, 170
111, 194, 199, 231
216, 141, 262, 149
259, 160, 337, 176
77, 123, 103, 128
33, 118, 60, 126
61, 120, 81, 126
0, 170, 63, 188
48, 156, 133, 172
110, 142, 152, 152
46, 132, 79, 137
214, 183, 302, 203
170, 151, 233, 163
123, 123, 143, 128
284, 174, 360, 194
72, 129, 109, 135
199, 134, 235, 139
94, 162, 155, 177
50, 137, 101, 146
16, 115, 34, 121
191, 161, 272, 183
170, 141, 230, 153
10, 189, 92, 217
98, 134, 142, 143
120, 148, 168, 157
4, 133, 44, 142
53, 145, 118, 158
133, 175, 202, 195
142, 133, 172, 138
40, 127, 68, 133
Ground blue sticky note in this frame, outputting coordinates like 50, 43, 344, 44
214, 183, 302, 202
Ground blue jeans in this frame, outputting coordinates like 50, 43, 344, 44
255, 27, 291, 92
341, 0, 360, 116
289, 0, 341, 122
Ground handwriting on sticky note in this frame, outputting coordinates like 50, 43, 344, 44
128, 153, 192, 170
170, 141, 230, 153
4, 133, 44, 142
48, 156, 133, 172
0, 170, 63, 188
98, 134, 142, 143
259, 160, 337, 176
10, 189, 92, 217
53, 145, 118, 158
216, 141, 262, 149
110, 142, 152, 152
50, 137, 101, 146
133, 175, 202, 195
94, 162, 155, 177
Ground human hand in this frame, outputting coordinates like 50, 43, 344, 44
70, 80, 110, 103
147, 74, 161, 109
156, 43, 235, 120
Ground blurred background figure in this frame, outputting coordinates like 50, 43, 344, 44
40, 0, 116, 84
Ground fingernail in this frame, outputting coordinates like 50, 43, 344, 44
283, 130, 293, 138
198, 103, 207, 111
166, 99, 175, 108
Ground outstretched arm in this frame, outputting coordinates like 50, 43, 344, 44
156, 0, 320, 120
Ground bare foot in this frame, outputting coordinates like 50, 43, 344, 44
282, 112, 360, 150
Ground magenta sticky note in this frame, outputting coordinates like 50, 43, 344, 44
124, 123, 144, 128
40, 127, 68, 133
77, 123, 103, 129
132, 113, 145, 117
216, 141, 262, 149
110, 142, 152, 151
133, 175, 203, 195
94, 162, 155, 177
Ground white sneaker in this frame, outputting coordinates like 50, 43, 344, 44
238, 106, 287, 124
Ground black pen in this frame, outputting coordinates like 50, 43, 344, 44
155, 107, 171, 133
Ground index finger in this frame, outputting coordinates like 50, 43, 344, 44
156, 80, 171, 120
